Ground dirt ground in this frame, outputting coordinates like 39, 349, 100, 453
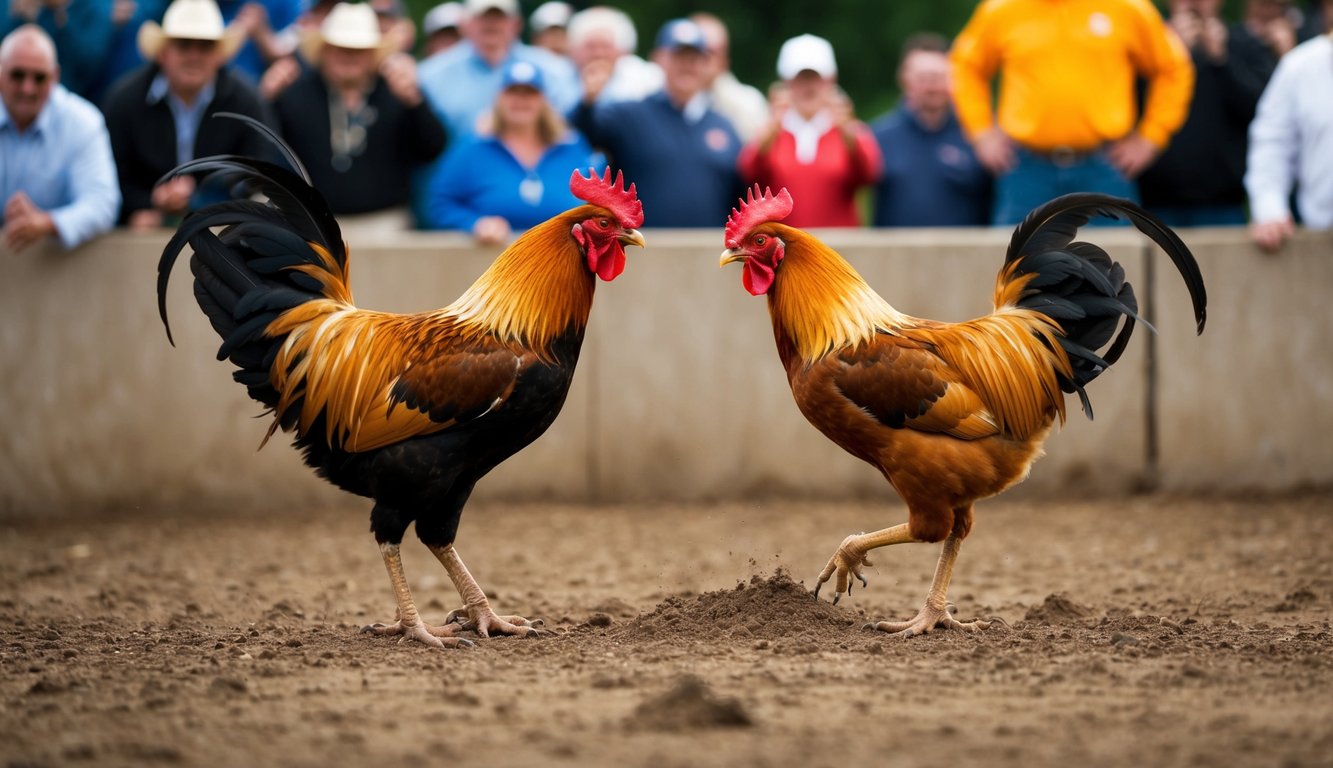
2, 492, 1331, 768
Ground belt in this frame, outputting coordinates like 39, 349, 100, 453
1029, 145, 1102, 167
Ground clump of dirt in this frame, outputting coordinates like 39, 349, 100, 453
613, 570, 860, 643
625, 675, 753, 731
1024, 593, 1094, 624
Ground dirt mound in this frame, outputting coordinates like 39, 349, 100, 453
625, 675, 753, 731
613, 570, 860, 645
1024, 593, 1095, 624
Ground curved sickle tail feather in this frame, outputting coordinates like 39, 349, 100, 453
997, 193, 1207, 419
156, 113, 351, 430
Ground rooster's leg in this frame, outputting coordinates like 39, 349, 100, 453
867, 531, 992, 637
814, 523, 918, 603
361, 543, 474, 648
428, 545, 542, 638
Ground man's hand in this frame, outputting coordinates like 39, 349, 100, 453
128, 209, 165, 232
472, 216, 511, 245
259, 56, 300, 101
1107, 132, 1159, 179
972, 127, 1016, 175
151, 175, 196, 216
381, 53, 423, 107
3, 191, 56, 252
579, 58, 613, 105
1250, 216, 1295, 254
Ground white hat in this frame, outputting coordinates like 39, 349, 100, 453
464, 0, 519, 16
776, 34, 837, 80
529, 1, 572, 33
423, 2, 465, 35
137, 0, 244, 60
300, 2, 397, 62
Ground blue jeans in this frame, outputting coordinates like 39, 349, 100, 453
992, 147, 1137, 226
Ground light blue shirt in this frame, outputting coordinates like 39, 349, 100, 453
0, 85, 120, 249
147, 74, 216, 166
418, 42, 581, 142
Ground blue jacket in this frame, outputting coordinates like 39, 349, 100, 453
871, 106, 991, 227
422, 134, 600, 232
571, 91, 741, 228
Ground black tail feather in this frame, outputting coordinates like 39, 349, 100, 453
1004, 193, 1207, 419
156, 114, 347, 418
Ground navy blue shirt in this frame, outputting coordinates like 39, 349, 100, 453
571, 91, 741, 228
871, 106, 991, 227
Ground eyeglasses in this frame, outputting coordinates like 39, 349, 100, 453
6, 68, 51, 86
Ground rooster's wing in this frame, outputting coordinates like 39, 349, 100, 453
267, 309, 535, 453
825, 333, 1000, 441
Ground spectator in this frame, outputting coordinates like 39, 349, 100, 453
1242, 0, 1299, 55
417, 0, 580, 142
950, 0, 1195, 225
421, 2, 464, 58
216, 0, 304, 85
529, 1, 572, 57
1139, 0, 1274, 227
738, 34, 881, 228
566, 5, 661, 105
272, 1, 444, 222
90, 0, 168, 104
872, 33, 989, 227
101, 0, 268, 230
689, 12, 768, 144
1, 0, 116, 100
1244, 29, 1333, 252
0, 24, 119, 251
422, 59, 598, 241
370, 0, 416, 54
1298, 0, 1332, 39
572, 18, 741, 228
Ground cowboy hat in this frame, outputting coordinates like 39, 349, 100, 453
299, 2, 400, 64
138, 0, 245, 61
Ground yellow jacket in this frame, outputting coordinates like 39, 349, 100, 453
950, 0, 1194, 151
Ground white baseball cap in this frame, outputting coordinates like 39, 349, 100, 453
464, 0, 519, 16
776, 34, 837, 80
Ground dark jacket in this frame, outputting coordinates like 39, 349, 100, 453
271, 71, 446, 215
101, 63, 271, 223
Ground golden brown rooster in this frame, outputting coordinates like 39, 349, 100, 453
157, 116, 645, 649
720, 186, 1206, 637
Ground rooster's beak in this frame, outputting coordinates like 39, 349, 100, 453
719, 248, 746, 267
618, 229, 646, 249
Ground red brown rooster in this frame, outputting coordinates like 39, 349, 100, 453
720, 186, 1205, 636
157, 116, 644, 648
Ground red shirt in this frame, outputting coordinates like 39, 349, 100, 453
738, 123, 883, 228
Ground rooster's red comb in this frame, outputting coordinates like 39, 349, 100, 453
569, 167, 643, 229
725, 185, 794, 249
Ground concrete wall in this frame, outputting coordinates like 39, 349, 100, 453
1, 227, 1328, 517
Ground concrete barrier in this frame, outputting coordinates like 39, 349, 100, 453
1, 226, 1327, 517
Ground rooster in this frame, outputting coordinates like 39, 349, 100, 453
720, 186, 1206, 637
157, 116, 645, 648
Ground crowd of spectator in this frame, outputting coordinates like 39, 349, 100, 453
2, 0, 1330, 255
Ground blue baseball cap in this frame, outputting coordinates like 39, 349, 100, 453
655, 18, 707, 52
500, 59, 545, 92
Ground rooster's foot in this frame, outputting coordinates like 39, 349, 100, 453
444, 607, 545, 638
865, 602, 996, 638
813, 534, 872, 604
360, 619, 475, 649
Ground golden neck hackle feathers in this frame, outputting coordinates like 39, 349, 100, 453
766, 226, 908, 362
444, 208, 596, 355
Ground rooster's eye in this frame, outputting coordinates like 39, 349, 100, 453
598, 218, 611, 229
754, 235, 766, 246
